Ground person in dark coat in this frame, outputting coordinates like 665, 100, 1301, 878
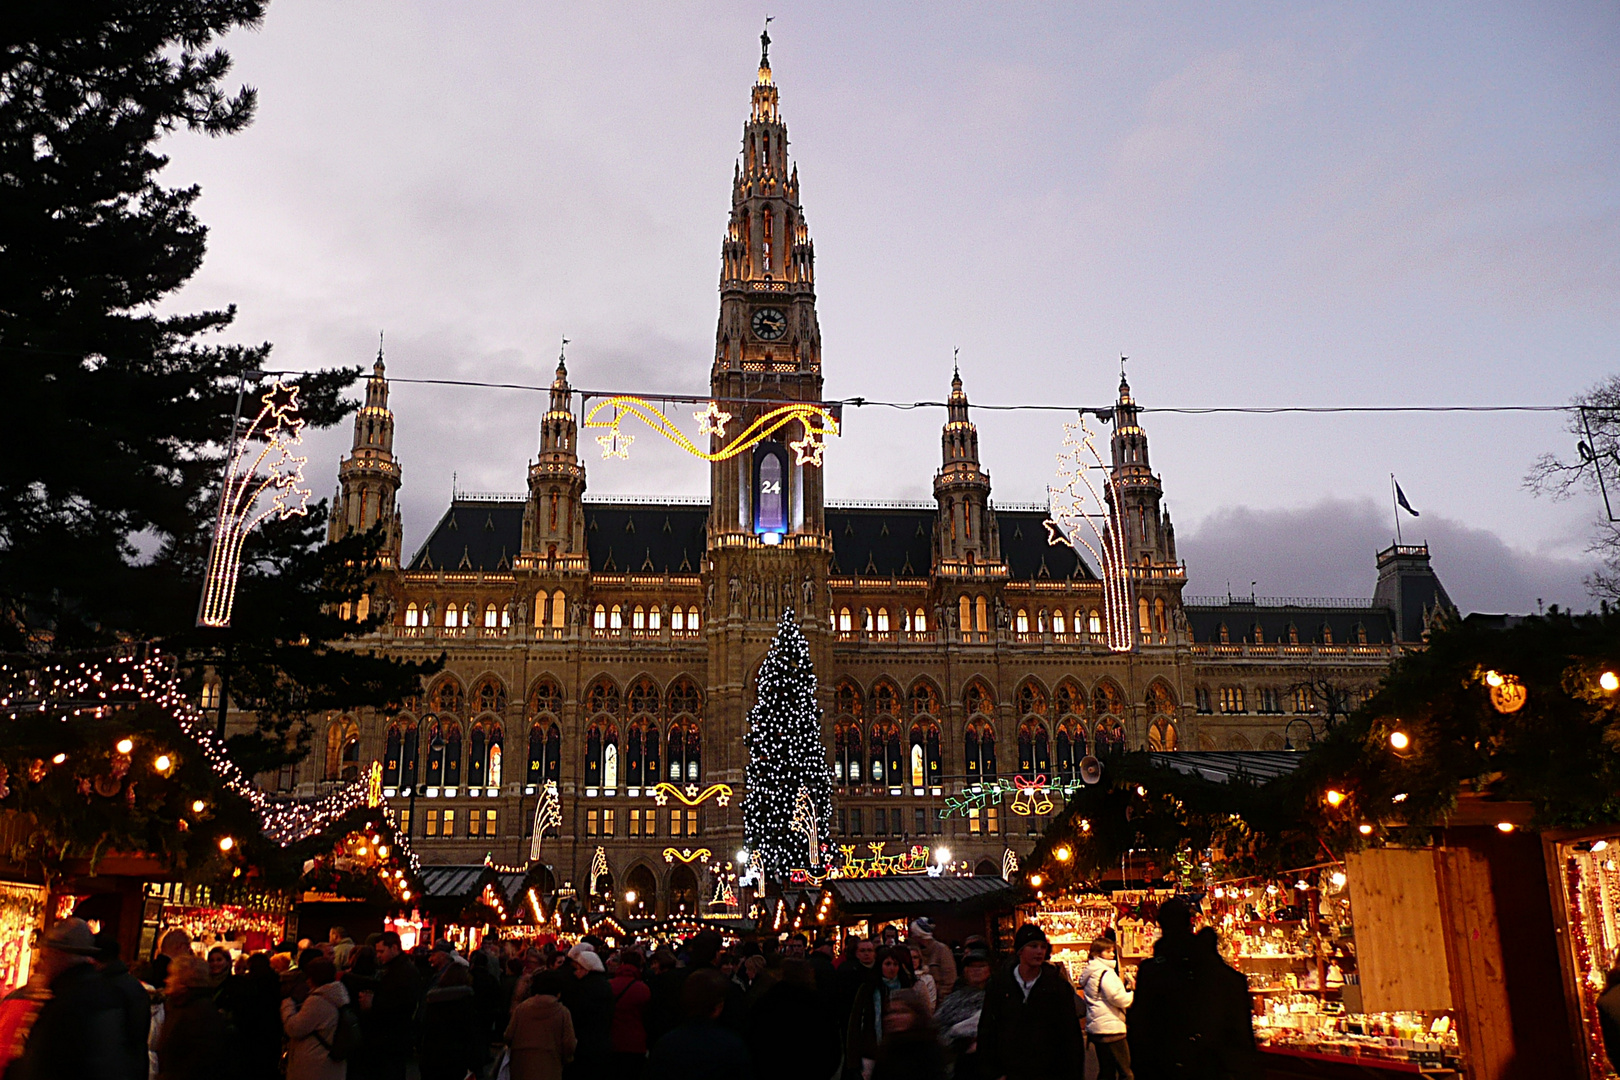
1127, 900, 1260, 1080
834, 937, 879, 1036
369, 932, 422, 1080
155, 954, 229, 1080
647, 968, 752, 1080
559, 946, 614, 1079
746, 959, 838, 1080
872, 988, 948, 1080
94, 930, 153, 1080
976, 924, 1084, 1080
847, 946, 916, 1077
223, 952, 286, 1080
13, 918, 124, 1080
419, 961, 484, 1080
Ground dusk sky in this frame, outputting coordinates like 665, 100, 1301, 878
157, 2, 1619, 613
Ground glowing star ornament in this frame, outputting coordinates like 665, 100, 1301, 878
789, 430, 826, 466
1044, 414, 1133, 653
528, 781, 561, 862
596, 427, 634, 460
695, 401, 732, 438
197, 378, 313, 628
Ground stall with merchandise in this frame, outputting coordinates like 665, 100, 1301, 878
1547, 825, 1620, 1080
0, 881, 47, 996
139, 882, 293, 960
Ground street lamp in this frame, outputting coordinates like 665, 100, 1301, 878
1283, 719, 1315, 751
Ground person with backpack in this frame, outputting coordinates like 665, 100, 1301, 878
281, 957, 354, 1080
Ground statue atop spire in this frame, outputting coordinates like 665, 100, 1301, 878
761, 16, 773, 67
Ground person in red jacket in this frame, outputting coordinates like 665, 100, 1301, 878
607, 950, 652, 1078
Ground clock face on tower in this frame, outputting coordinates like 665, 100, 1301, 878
751, 308, 787, 341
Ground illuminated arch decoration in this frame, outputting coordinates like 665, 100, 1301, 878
650, 782, 733, 808
197, 379, 313, 627
939, 774, 1085, 819
583, 396, 840, 467
663, 846, 712, 864
1044, 413, 1133, 652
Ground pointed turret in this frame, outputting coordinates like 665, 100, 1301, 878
522, 342, 587, 572
1106, 367, 1185, 645
933, 366, 1002, 571
329, 339, 403, 565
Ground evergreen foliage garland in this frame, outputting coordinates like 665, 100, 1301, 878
743, 609, 833, 881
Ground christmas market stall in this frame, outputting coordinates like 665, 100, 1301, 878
414, 862, 534, 951
138, 881, 293, 961
1545, 823, 1620, 1080
819, 875, 1013, 944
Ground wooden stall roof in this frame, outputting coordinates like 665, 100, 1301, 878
827, 875, 1013, 915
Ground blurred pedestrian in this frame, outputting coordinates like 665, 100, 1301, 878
607, 949, 651, 1077
93, 929, 151, 1080
368, 931, 420, 1080
647, 968, 751, 1080
14, 917, 123, 1080
746, 958, 838, 1080
560, 944, 613, 1079
419, 961, 484, 1080
908, 920, 956, 997
155, 954, 228, 1080
227, 953, 285, 1080
872, 988, 946, 1080
1127, 901, 1258, 1079
934, 949, 991, 1080
847, 946, 915, 1079
505, 969, 577, 1080
281, 956, 350, 1080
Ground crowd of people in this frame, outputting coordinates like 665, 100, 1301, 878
4, 898, 1259, 1080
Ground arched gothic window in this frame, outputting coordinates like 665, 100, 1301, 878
869, 720, 903, 788
668, 678, 702, 719
424, 718, 463, 788
908, 720, 941, 789
872, 681, 899, 717
1016, 682, 1048, 717
586, 678, 620, 716
908, 681, 941, 719
528, 678, 563, 717
625, 717, 659, 787
1017, 720, 1050, 775
326, 717, 360, 782
835, 680, 864, 719
667, 720, 701, 782
527, 722, 561, 786
430, 679, 463, 714
467, 722, 504, 787
473, 676, 507, 714
834, 723, 863, 785
964, 681, 995, 718
586, 721, 620, 789
629, 677, 661, 717
963, 721, 997, 782
383, 719, 419, 790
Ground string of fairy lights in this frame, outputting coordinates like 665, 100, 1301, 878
0, 648, 419, 871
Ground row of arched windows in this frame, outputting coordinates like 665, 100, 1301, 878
404, 601, 514, 629
833, 720, 943, 788
381, 716, 563, 791
1011, 607, 1107, 637
592, 604, 702, 633
833, 607, 929, 635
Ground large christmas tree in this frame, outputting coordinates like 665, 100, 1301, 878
743, 609, 834, 881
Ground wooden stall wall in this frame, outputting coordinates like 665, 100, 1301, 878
1346, 847, 1453, 1011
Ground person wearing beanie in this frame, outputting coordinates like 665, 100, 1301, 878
561, 943, 613, 1078
976, 924, 1083, 1080
13, 918, 124, 1080
908, 918, 958, 997
1126, 898, 1258, 1079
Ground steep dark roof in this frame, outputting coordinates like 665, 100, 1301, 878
408, 499, 1097, 581
827, 875, 1013, 914
1181, 601, 1397, 646
584, 505, 708, 575
407, 500, 526, 572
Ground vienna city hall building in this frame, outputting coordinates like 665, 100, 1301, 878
268, 44, 1454, 917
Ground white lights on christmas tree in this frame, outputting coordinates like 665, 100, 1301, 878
1045, 414, 1133, 652
743, 609, 835, 882
197, 379, 313, 628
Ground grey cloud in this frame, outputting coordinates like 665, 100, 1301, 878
1178, 497, 1597, 615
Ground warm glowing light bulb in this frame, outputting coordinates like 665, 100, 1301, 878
1213, 887, 1225, 899
1389, 731, 1409, 751
1593, 841, 1610, 854
51, 753, 66, 764
378, 845, 388, 857
1325, 789, 1344, 807
934, 847, 952, 864
1496, 821, 1516, 833
218, 836, 235, 852
1080, 819, 1092, 833
625, 890, 637, 903
116, 738, 134, 754
1358, 823, 1373, 835
1029, 873, 1043, 888
1485, 670, 1505, 687
1135, 785, 1147, 796
1054, 845, 1073, 862
356, 845, 368, 857
401, 889, 411, 900
192, 800, 206, 813
1330, 871, 1347, 888
154, 754, 172, 771
1602, 671, 1620, 692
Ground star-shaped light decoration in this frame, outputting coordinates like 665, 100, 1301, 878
596, 428, 633, 460
1043, 518, 1073, 549
652, 787, 670, 806
790, 431, 825, 466
261, 378, 301, 419
695, 400, 732, 439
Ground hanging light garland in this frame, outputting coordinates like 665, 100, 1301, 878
582, 395, 839, 466
1044, 414, 1133, 652
197, 379, 313, 628
651, 782, 733, 808
0, 649, 418, 863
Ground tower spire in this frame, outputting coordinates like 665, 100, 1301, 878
760, 16, 773, 73
329, 341, 403, 564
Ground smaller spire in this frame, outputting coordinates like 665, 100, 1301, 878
376, 329, 386, 371
953, 346, 960, 383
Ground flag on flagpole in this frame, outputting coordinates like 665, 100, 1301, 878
1394, 481, 1419, 517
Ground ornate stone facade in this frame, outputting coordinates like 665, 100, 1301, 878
263, 41, 1452, 916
